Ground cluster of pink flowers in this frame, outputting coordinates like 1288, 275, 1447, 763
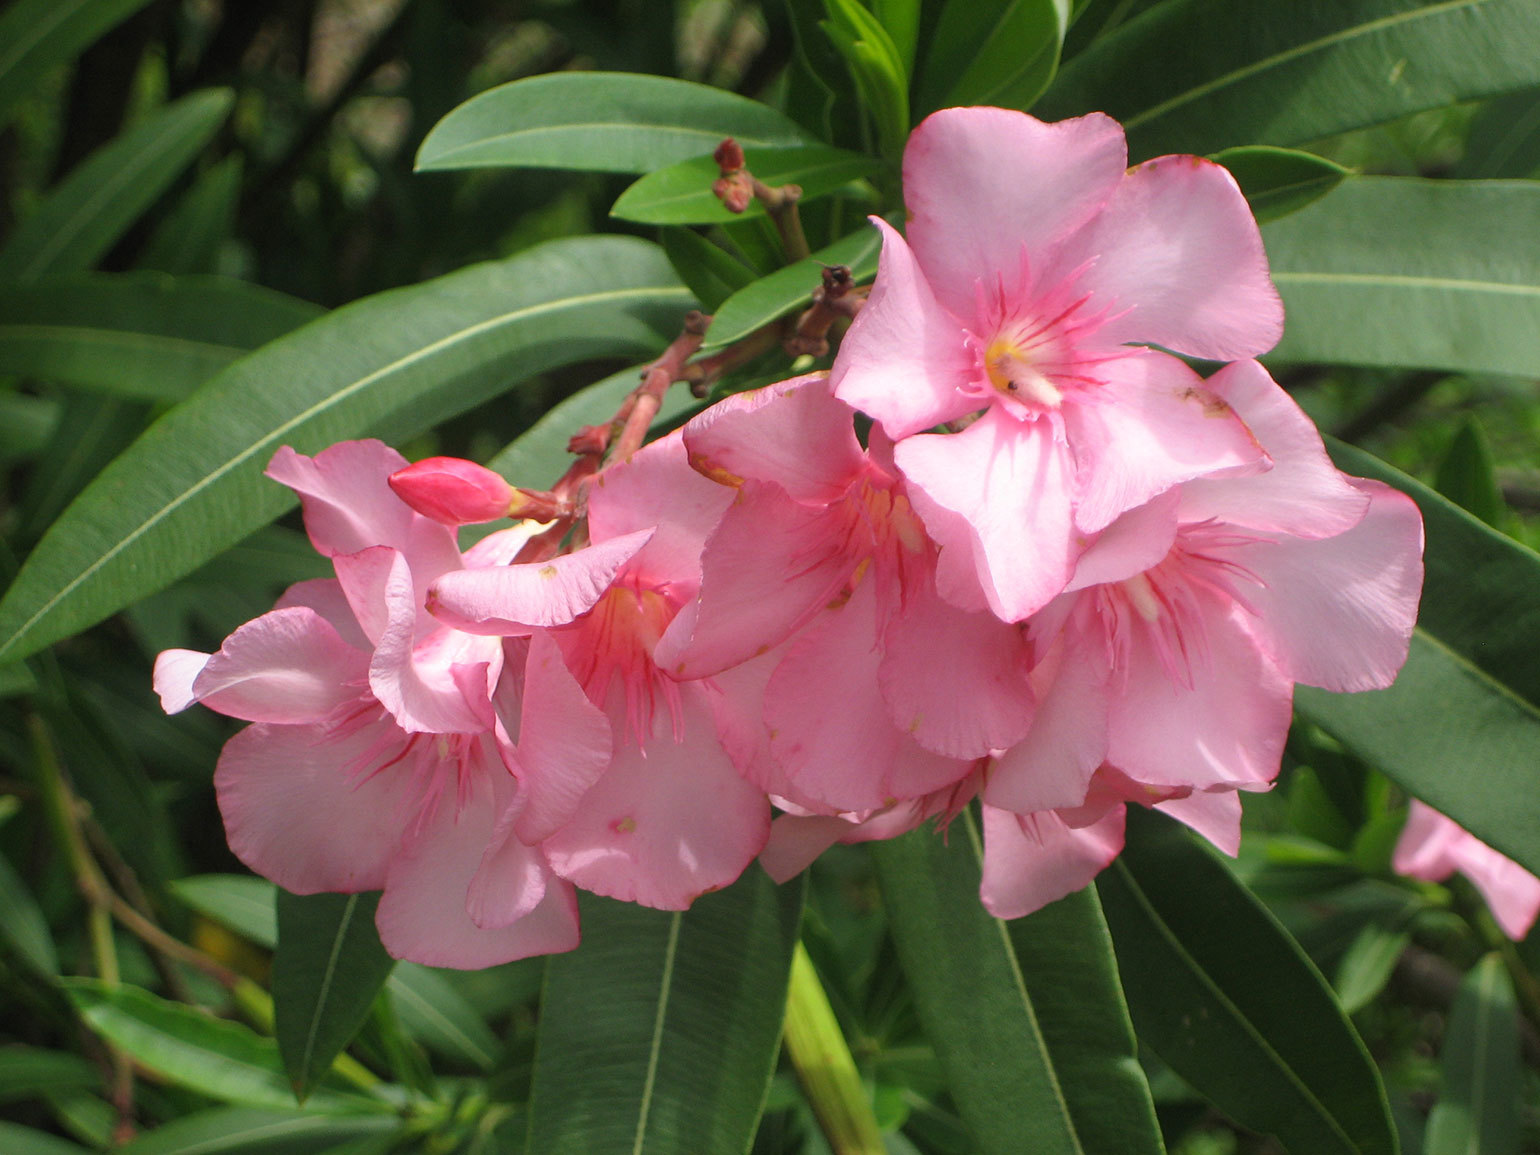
157, 108, 1432, 967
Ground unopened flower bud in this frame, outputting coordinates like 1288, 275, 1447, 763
389, 457, 515, 525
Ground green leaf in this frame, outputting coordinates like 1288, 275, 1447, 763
1039, 0, 1540, 160
1263, 178, 1540, 379
416, 72, 812, 174
64, 980, 386, 1113
0, 852, 58, 974
821, 0, 911, 160
0, 0, 158, 130
872, 812, 1163, 1155
388, 963, 499, 1072
1210, 146, 1349, 225
1099, 808, 1396, 1155
659, 229, 756, 313
1457, 87, 1540, 179
0, 275, 324, 403
918, 0, 1070, 115
1295, 441, 1540, 875
171, 874, 278, 948
0, 90, 234, 281
0, 235, 691, 664
525, 868, 803, 1154
274, 891, 395, 1102
1425, 954, 1520, 1155
1434, 417, 1504, 528
0, 1046, 97, 1102
702, 225, 882, 351
1334, 923, 1412, 1014
873, 0, 921, 77
114, 1108, 399, 1155
138, 154, 244, 275
0, 1123, 90, 1155
611, 146, 880, 226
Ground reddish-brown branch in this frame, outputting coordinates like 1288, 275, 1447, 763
785, 265, 867, 358
605, 310, 711, 465
712, 138, 811, 262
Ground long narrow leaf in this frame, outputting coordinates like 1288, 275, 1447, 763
1040, 0, 1540, 160
871, 811, 1162, 1155
0, 235, 691, 664
0, 0, 158, 129
610, 146, 880, 226
1424, 954, 1520, 1155
525, 869, 803, 1153
1099, 809, 1396, 1155
113, 1108, 398, 1155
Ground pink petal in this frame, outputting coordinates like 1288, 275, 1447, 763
215, 717, 412, 895
829, 219, 979, 439
765, 581, 974, 811
266, 441, 462, 579
154, 649, 209, 714
1235, 480, 1423, 692
1068, 154, 1283, 359
653, 481, 854, 679
427, 528, 654, 634
462, 524, 543, 568
1181, 360, 1370, 538
878, 581, 1035, 759
188, 607, 367, 723
1395, 801, 1540, 941
1066, 489, 1180, 593
903, 108, 1128, 322
897, 410, 1078, 622
683, 374, 867, 503
377, 776, 579, 968
979, 804, 1126, 920
275, 578, 371, 649
466, 800, 550, 929
984, 628, 1109, 814
332, 547, 397, 646
1064, 352, 1265, 534
510, 631, 613, 843
587, 430, 733, 587
541, 689, 769, 909
1107, 597, 1294, 792
1393, 800, 1465, 881
1155, 788, 1244, 856
759, 814, 854, 883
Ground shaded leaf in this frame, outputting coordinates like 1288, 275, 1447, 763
873, 812, 1162, 1155
0, 235, 691, 664
273, 892, 395, 1102
1100, 808, 1395, 1155
0, 0, 158, 130
0, 275, 323, 403
64, 980, 387, 1113
388, 963, 499, 1072
1425, 954, 1520, 1155
1211, 146, 1349, 225
114, 1107, 398, 1155
1040, 0, 1540, 160
1434, 417, 1504, 528
821, 0, 910, 159
660, 229, 756, 313
171, 874, 278, 948
1264, 178, 1540, 379
0, 853, 58, 975
0, 1123, 91, 1155
1334, 923, 1412, 1014
1457, 86, 1540, 179
138, 155, 245, 276
611, 146, 880, 225
0, 90, 234, 281
416, 72, 811, 174
917, 0, 1069, 115
0, 1046, 97, 1102
702, 225, 882, 351
525, 868, 803, 1153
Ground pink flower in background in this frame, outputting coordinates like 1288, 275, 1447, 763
831, 106, 1282, 622
155, 440, 607, 968
1395, 800, 1540, 940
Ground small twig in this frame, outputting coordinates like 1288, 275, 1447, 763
605, 311, 711, 465
681, 324, 780, 398
785, 265, 865, 358
713, 139, 811, 262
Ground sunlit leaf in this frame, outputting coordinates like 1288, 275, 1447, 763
1425, 954, 1520, 1155
611, 146, 880, 226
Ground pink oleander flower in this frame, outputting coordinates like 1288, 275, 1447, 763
154, 440, 607, 968
655, 373, 1030, 814
427, 430, 771, 910
831, 106, 1283, 623
1394, 800, 1540, 940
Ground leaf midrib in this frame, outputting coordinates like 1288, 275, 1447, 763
1273, 270, 1540, 297
294, 893, 360, 1089
632, 910, 682, 1155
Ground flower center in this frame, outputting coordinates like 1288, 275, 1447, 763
984, 339, 1064, 407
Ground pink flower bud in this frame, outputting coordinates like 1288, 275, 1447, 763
389, 457, 515, 525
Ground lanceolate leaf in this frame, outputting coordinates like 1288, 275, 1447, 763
0, 853, 58, 975
610, 146, 881, 225
917, 0, 1070, 116
0, 0, 159, 130
525, 869, 803, 1154
702, 225, 882, 351
171, 874, 278, 947
1210, 146, 1349, 225
1457, 87, 1540, 179
1424, 954, 1520, 1155
0, 275, 324, 403
872, 812, 1162, 1155
1263, 179, 1540, 379
273, 891, 395, 1102
416, 72, 812, 174
0, 1124, 90, 1155
64, 980, 387, 1114
660, 229, 757, 313
112, 1108, 399, 1155
0, 90, 235, 281
1434, 418, 1504, 528
1039, 0, 1540, 160
0, 235, 692, 664
1295, 441, 1540, 874
1099, 809, 1396, 1155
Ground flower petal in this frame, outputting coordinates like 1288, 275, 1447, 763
154, 649, 209, 714
829, 219, 979, 439
188, 606, 367, 723
1155, 788, 1244, 856
979, 804, 1126, 920
511, 630, 613, 843
1069, 154, 1283, 359
903, 108, 1128, 322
